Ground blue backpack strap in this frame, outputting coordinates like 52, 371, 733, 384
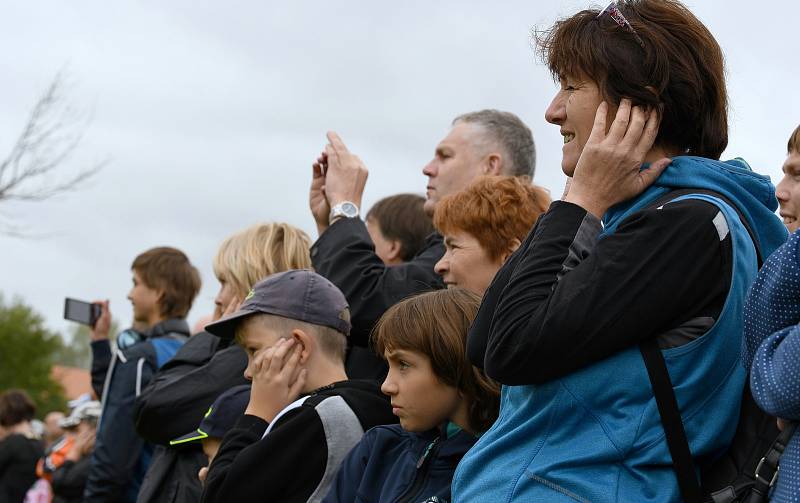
150, 336, 186, 368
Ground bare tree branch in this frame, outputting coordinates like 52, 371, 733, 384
0, 73, 104, 214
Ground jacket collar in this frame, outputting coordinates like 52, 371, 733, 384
145, 318, 190, 339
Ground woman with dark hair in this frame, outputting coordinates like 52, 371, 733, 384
0, 390, 44, 503
454, 1, 787, 501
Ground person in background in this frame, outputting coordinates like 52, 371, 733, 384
34, 395, 96, 492
365, 193, 433, 266
37, 422, 72, 484
433, 175, 550, 295
42, 412, 64, 450
167, 384, 250, 485
0, 390, 44, 503
310, 111, 537, 380
323, 288, 499, 503
84, 247, 201, 503
51, 401, 101, 503
737, 124, 800, 502
133, 222, 312, 503
776, 125, 800, 232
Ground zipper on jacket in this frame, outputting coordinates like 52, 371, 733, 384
395, 437, 440, 503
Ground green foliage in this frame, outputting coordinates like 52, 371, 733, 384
0, 294, 67, 416
53, 320, 118, 369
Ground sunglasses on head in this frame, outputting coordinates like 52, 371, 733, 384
597, 1, 646, 49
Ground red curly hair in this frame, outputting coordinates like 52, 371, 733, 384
434, 176, 551, 261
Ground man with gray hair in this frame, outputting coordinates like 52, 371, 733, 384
308, 110, 536, 379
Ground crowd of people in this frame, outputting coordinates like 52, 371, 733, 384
1, 0, 799, 501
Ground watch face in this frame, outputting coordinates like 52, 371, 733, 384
342, 202, 359, 217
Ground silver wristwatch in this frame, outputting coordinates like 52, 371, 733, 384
329, 201, 360, 223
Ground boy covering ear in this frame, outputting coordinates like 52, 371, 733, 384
200, 270, 396, 503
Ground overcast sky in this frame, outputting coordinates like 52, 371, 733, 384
1, 0, 798, 340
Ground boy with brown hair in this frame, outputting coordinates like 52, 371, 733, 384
84, 247, 201, 503
365, 193, 433, 266
200, 269, 395, 503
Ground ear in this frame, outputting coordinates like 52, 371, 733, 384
499, 238, 522, 263
385, 239, 403, 264
154, 288, 167, 311
483, 153, 503, 175
291, 329, 313, 364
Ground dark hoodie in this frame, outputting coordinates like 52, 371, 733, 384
84, 318, 190, 503
323, 423, 476, 503
202, 379, 397, 503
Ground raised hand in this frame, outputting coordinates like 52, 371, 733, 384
564, 99, 671, 219
91, 300, 111, 341
323, 131, 368, 211
310, 150, 331, 235
222, 296, 242, 319
244, 338, 307, 423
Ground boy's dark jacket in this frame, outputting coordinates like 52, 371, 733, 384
323, 423, 476, 503
83, 319, 189, 503
201, 380, 397, 503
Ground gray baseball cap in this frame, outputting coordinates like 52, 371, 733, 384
205, 269, 351, 339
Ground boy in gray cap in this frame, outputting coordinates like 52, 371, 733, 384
200, 269, 396, 503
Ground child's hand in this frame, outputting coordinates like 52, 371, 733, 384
245, 338, 308, 423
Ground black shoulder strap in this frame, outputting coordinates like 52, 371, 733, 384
639, 189, 764, 503
648, 188, 763, 266
640, 338, 704, 502
746, 421, 798, 502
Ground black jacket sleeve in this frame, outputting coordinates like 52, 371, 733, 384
90, 340, 113, 398
51, 457, 90, 499
84, 353, 154, 502
202, 409, 328, 503
472, 199, 730, 385
134, 332, 248, 444
311, 217, 445, 346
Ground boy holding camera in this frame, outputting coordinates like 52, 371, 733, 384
84, 247, 201, 503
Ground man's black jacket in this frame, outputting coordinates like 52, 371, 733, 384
311, 217, 445, 379
133, 331, 248, 503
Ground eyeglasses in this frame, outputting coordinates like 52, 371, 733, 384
597, 1, 645, 49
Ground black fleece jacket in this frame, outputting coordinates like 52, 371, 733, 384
201, 380, 397, 503
469, 199, 731, 385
